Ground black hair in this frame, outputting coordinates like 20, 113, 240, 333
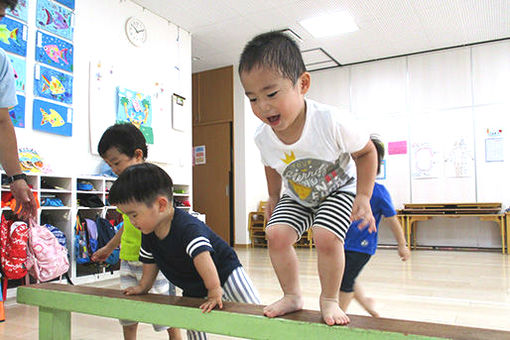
98, 123, 148, 159
108, 163, 173, 206
1, 0, 18, 11
239, 31, 306, 84
370, 135, 385, 175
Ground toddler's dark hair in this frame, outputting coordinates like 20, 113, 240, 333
109, 163, 173, 206
1, 0, 18, 11
370, 135, 385, 175
239, 31, 306, 84
98, 123, 148, 159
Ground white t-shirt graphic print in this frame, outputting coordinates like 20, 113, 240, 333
254, 99, 369, 208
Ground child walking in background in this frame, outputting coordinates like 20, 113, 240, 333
340, 135, 410, 317
91, 124, 181, 340
109, 163, 261, 340
238, 31, 378, 325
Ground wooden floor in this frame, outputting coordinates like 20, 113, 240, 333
1, 247, 510, 339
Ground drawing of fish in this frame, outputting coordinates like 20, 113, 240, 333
0, 25, 19, 45
41, 75, 65, 95
43, 44, 69, 64
40, 8, 69, 30
53, 11, 69, 30
40, 108, 65, 127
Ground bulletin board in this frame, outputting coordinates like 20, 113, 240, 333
88, 60, 188, 164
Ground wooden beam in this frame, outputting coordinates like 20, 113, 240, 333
16, 283, 510, 340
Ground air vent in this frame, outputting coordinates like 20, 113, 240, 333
301, 48, 341, 71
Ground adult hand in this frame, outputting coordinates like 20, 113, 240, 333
10, 179, 37, 219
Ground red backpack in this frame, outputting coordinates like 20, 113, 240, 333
0, 215, 29, 280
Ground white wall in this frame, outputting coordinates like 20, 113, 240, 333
235, 40, 510, 248
13, 0, 192, 184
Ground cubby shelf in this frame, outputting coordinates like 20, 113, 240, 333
1, 172, 191, 294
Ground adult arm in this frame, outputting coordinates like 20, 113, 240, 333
0, 108, 37, 219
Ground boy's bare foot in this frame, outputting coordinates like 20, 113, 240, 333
263, 295, 304, 318
363, 297, 380, 318
320, 297, 350, 326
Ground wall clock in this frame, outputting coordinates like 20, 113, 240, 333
125, 17, 147, 47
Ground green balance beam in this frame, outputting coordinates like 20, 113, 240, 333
16, 283, 508, 340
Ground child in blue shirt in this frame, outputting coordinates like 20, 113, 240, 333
339, 135, 410, 317
109, 163, 260, 340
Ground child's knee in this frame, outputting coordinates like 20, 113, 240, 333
313, 227, 343, 253
266, 225, 297, 248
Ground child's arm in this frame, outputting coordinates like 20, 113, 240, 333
91, 224, 123, 262
351, 141, 378, 233
264, 166, 282, 220
386, 216, 410, 261
123, 263, 159, 295
193, 251, 223, 313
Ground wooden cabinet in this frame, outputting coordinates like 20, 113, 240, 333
193, 66, 233, 124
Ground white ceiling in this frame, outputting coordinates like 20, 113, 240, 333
131, 0, 510, 73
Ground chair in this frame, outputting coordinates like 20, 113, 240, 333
248, 201, 267, 247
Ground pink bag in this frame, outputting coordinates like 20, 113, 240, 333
25, 218, 69, 282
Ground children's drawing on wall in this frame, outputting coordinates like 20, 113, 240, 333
6, 0, 28, 22
444, 137, 474, 177
411, 142, 440, 179
35, 31, 73, 73
8, 54, 25, 92
0, 17, 27, 56
36, 0, 74, 41
54, 0, 75, 10
34, 64, 73, 104
116, 87, 154, 144
33, 99, 72, 136
8, 94, 25, 128
18, 147, 44, 173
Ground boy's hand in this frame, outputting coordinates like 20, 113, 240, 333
265, 196, 278, 221
351, 195, 376, 233
200, 287, 223, 313
123, 285, 148, 296
91, 246, 111, 263
398, 245, 411, 261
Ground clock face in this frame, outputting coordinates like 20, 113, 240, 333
126, 17, 147, 46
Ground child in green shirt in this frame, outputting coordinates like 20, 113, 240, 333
91, 123, 181, 340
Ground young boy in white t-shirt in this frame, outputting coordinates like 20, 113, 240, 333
239, 31, 378, 325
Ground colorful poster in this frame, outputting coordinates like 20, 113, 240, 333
8, 54, 26, 92
34, 64, 73, 104
8, 95, 25, 128
0, 17, 27, 56
36, 0, 74, 41
193, 145, 206, 165
6, 0, 29, 22
35, 31, 73, 72
33, 99, 72, 136
54, 0, 75, 10
116, 87, 153, 144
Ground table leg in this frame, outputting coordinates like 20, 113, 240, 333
39, 307, 71, 340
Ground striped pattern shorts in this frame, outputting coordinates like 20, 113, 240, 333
266, 190, 355, 241
187, 266, 260, 340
